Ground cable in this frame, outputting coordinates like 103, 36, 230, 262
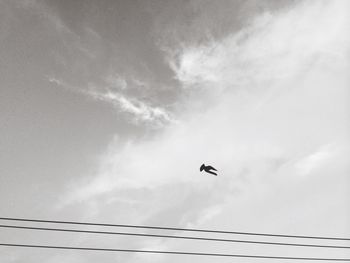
1, 217, 349, 241
0, 224, 349, 250
1, 243, 350, 261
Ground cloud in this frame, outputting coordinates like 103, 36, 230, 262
48, 76, 64, 86
62, 0, 349, 212
48, 76, 173, 127
294, 144, 335, 176
132, 241, 168, 262
105, 74, 127, 90
58, 1, 349, 262
171, 0, 349, 89
87, 89, 173, 127
16, 0, 74, 35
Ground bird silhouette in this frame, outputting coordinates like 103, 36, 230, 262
200, 164, 218, 176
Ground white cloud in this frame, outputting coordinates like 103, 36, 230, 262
59, 1, 349, 262
172, 0, 350, 90
87, 89, 173, 127
48, 76, 63, 86
105, 74, 127, 90
62, 0, 349, 210
294, 144, 334, 176
48, 76, 173, 127
132, 241, 168, 262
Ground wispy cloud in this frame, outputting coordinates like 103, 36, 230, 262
170, 0, 349, 90
57, 1, 349, 262
294, 144, 335, 176
105, 74, 127, 90
18, 0, 74, 35
87, 89, 173, 127
48, 76, 173, 127
61, 0, 349, 222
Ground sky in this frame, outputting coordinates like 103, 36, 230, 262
0, 0, 350, 262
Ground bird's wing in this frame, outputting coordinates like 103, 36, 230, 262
206, 170, 217, 176
207, 165, 217, 171
200, 164, 205, 171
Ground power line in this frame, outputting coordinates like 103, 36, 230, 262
1, 243, 350, 261
1, 217, 349, 241
1, 224, 349, 250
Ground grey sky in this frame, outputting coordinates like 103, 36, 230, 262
0, 0, 350, 262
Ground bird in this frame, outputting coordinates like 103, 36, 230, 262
200, 164, 218, 176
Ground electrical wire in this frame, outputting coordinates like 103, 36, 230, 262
1, 216, 349, 241
1, 243, 350, 261
0, 224, 349, 249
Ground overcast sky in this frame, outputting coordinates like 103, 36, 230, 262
0, 0, 350, 262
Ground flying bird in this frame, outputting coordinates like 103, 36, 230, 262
200, 164, 218, 176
